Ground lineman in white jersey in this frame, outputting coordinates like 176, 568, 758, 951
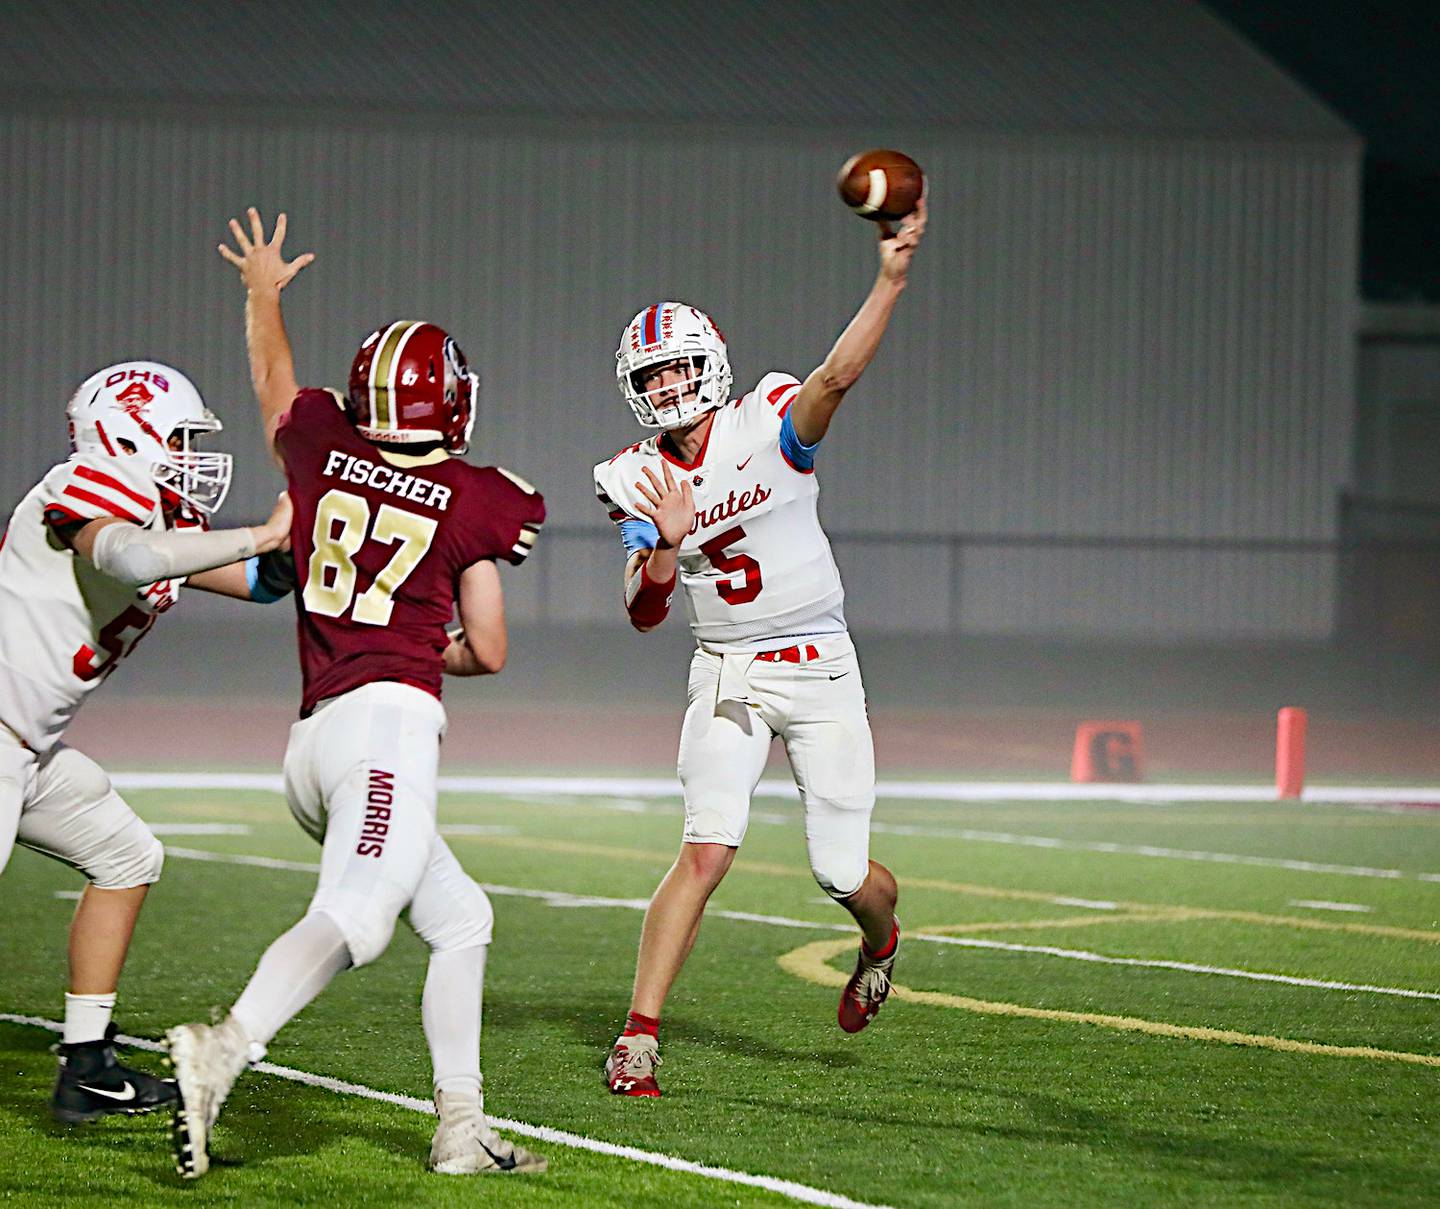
0, 361, 293, 1123
594, 199, 928, 1096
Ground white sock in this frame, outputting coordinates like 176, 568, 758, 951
63, 991, 115, 1044
231, 912, 351, 1047
424, 945, 486, 1099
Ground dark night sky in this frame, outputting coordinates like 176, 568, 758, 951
1202, 1, 1440, 301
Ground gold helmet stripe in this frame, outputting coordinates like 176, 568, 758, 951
369, 320, 420, 430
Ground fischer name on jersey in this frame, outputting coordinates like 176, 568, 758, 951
0, 453, 181, 752
594, 373, 846, 651
277, 389, 545, 716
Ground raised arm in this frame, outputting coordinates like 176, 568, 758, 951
788, 197, 928, 446
445, 559, 507, 675
217, 208, 315, 467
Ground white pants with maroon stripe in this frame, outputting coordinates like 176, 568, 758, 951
677, 633, 875, 897
282, 682, 493, 967
0, 727, 162, 888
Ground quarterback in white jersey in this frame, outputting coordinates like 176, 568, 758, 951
595, 199, 927, 1097
0, 360, 292, 1124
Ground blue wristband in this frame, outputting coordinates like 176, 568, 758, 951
245, 555, 288, 604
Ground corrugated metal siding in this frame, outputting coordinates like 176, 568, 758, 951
0, 108, 1357, 638
1, 1, 1354, 139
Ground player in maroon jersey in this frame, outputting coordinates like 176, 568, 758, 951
166, 210, 546, 1180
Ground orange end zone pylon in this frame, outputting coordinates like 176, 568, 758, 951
1071, 721, 1145, 783
1276, 706, 1307, 799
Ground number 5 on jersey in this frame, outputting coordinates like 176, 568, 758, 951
699, 524, 763, 605
304, 489, 438, 625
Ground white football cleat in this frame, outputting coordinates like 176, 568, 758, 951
429, 1089, 547, 1175
165, 1015, 256, 1179
604, 1034, 662, 1097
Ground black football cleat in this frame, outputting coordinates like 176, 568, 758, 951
51, 1023, 178, 1124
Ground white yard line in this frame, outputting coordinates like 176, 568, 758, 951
108, 771, 1440, 806
1289, 900, 1375, 914
114, 772, 1440, 883
159, 848, 1440, 1002
1050, 897, 1122, 911
0, 1013, 890, 1209
864, 823, 1434, 882
916, 935, 1440, 1000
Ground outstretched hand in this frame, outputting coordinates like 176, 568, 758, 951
633, 462, 694, 551
255, 491, 294, 553
877, 196, 927, 284
218, 207, 315, 294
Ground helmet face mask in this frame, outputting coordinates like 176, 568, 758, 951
155, 416, 230, 516
347, 321, 477, 454
616, 303, 732, 430
65, 362, 233, 522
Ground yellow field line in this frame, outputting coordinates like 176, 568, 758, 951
476, 835, 1440, 944
779, 936, 1440, 1069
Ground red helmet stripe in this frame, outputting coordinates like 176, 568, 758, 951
642, 304, 660, 347
93, 419, 117, 456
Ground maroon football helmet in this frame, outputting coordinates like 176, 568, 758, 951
346, 321, 478, 453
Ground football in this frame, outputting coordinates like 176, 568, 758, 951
836, 149, 924, 222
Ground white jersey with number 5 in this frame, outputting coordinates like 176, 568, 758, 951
0, 452, 182, 753
594, 372, 846, 652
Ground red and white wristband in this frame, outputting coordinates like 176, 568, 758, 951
625, 560, 675, 628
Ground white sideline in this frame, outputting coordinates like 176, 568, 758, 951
0, 1013, 890, 1209
160, 847, 1440, 1002
121, 772, 1440, 884
108, 771, 1440, 805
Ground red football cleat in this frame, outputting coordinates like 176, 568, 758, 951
604, 1035, 662, 1097
838, 922, 899, 1034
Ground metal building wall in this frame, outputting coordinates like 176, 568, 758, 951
0, 107, 1357, 638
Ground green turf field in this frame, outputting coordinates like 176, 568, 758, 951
3, 783, 1440, 1206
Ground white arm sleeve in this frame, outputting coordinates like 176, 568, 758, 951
89, 521, 259, 587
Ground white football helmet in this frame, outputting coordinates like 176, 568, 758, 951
616, 302, 733, 429
66, 361, 233, 517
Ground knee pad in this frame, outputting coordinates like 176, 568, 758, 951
311, 884, 405, 967
425, 878, 494, 953
83, 803, 165, 889
679, 769, 751, 845
803, 793, 873, 900
811, 846, 869, 900
681, 794, 748, 846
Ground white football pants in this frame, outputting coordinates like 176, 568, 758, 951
677, 634, 875, 897
0, 726, 162, 888
282, 682, 493, 968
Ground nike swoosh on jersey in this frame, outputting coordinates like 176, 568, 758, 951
828, 672, 851, 680
736, 455, 753, 471
77, 1081, 137, 1101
